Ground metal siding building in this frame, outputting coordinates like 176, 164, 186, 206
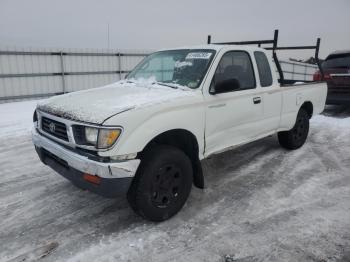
0, 46, 150, 101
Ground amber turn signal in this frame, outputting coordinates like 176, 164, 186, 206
83, 173, 101, 185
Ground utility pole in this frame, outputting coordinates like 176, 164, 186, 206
107, 22, 110, 49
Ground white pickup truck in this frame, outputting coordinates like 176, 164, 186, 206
32, 32, 327, 221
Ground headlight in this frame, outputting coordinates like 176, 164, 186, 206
85, 127, 99, 144
82, 126, 121, 149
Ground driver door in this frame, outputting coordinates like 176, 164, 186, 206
204, 51, 264, 156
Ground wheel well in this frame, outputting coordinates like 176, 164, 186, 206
301, 101, 313, 118
141, 129, 204, 189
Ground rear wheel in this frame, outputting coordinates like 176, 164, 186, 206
127, 145, 193, 222
278, 108, 310, 150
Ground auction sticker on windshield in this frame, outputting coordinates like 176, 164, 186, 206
186, 52, 212, 59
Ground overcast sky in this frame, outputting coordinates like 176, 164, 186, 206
0, 0, 349, 59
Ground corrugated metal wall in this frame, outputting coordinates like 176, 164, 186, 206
0, 46, 318, 102
0, 46, 150, 102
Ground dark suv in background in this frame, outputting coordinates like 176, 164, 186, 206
314, 50, 350, 105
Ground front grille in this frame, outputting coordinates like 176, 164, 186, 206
41, 116, 69, 141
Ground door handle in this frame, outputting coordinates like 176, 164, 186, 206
253, 97, 261, 104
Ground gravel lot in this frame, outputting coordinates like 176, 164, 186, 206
0, 102, 349, 262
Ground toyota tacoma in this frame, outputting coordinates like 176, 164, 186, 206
32, 30, 327, 221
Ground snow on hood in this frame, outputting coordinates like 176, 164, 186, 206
37, 79, 196, 124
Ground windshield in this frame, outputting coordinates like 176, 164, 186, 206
127, 49, 216, 89
323, 53, 350, 69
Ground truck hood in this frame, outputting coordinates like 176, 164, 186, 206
37, 80, 196, 124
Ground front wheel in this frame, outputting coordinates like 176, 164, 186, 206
278, 108, 310, 150
127, 145, 193, 222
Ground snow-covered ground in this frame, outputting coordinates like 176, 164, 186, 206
0, 100, 38, 137
0, 101, 349, 262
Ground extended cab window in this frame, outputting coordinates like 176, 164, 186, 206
213, 51, 256, 91
254, 51, 273, 87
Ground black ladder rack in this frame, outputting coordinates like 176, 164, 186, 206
207, 29, 324, 85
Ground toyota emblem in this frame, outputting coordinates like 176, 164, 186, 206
49, 122, 56, 133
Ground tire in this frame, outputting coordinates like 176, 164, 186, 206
127, 145, 193, 222
278, 108, 310, 150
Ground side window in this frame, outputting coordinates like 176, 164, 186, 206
254, 51, 273, 87
213, 51, 256, 91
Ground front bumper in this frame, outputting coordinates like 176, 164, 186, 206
32, 128, 140, 197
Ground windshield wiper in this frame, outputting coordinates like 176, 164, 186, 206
126, 79, 182, 89
153, 82, 178, 89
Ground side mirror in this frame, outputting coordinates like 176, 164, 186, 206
211, 78, 240, 94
